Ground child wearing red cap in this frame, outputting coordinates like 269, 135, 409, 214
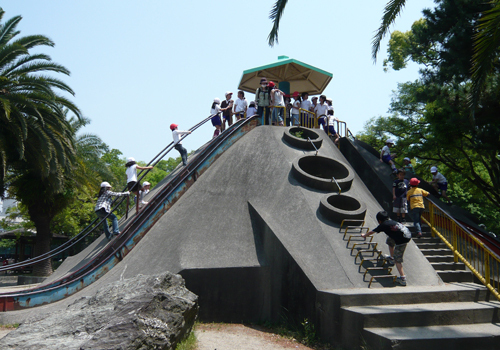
170, 124, 191, 166
407, 177, 429, 237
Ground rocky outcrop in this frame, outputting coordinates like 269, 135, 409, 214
0, 272, 198, 350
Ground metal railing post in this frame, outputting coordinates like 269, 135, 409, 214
332, 177, 341, 195
453, 223, 459, 263
307, 137, 319, 156
429, 202, 435, 238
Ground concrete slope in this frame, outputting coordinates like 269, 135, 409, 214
0, 126, 441, 326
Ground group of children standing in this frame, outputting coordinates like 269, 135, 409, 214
210, 80, 340, 142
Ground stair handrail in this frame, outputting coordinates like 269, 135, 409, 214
422, 197, 500, 301
0, 115, 258, 301
0, 114, 217, 273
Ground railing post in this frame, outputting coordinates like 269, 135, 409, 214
485, 251, 491, 286
453, 222, 459, 263
429, 202, 435, 238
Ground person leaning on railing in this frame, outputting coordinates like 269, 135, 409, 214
326, 110, 340, 144
95, 182, 130, 240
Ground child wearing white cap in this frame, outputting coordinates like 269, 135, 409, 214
139, 181, 151, 207
430, 166, 451, 204
95, 182, 130, 240
403, 157, 414, 173
380, 139, 397, 174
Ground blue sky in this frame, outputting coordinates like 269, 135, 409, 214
3, 0, 435, 162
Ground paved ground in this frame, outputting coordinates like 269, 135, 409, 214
195, 323, 316, 350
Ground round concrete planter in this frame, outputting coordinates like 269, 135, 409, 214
319, 193, 367, 224
291, 155, 354, 192
283, 127, 323, 151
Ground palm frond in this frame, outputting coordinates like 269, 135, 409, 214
470, 0, 500, 108
12, 34, 54, 50
0, 14, 21, 47
0, 53, 51, 76
372, 0, 407, 62
267, 0, 288, 47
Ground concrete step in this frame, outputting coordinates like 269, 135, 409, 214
431, 262, 466, 271
416, 242, 447, 249
425, 255, 455, 263
438, 270, 474, 283
344, 301, 500, 328
420, 248, 452, 256
363, 323, 500, 350
413, 237, 441, 244
322, 283, 490, 308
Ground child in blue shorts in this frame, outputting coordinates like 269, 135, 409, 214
430, 166, 452, 204
380, 139, 397, 174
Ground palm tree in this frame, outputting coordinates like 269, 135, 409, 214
267, 0, 500, 106
0, 8, 80, 194
0, 8, 82, 276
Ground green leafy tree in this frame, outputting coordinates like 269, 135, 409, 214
267, 0, 500, 106
357, 0, 500, 232
0, 8, 82, 275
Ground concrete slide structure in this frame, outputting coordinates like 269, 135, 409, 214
1, 125, 499, 349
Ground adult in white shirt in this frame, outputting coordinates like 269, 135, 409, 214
170, 123, 192, 166
233, 91, 248, 120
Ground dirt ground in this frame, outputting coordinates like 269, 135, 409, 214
0, 323, 321, 349
195, 323, 316, 350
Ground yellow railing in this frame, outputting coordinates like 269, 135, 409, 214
422, 199, 500, 301
263, 107, 355, 142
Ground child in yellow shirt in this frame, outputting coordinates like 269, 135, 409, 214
406, 178, 429, 237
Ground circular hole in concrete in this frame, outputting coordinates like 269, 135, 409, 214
326, 195, 361, 211
291, 155, 354, 192
288, 127, 319, 140
283, 127, 323, 151
319, 194, 366, 224
298, 156, 349, 180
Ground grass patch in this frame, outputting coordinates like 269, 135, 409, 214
175, 323, 198, 350
0, 323, 19, 329
291, 130, 306, 139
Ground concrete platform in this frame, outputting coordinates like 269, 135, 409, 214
364, 323, 500, 350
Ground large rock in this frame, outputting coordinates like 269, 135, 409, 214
0, 272, 198, 350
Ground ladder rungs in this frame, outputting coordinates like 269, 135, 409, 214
364, 267, 393, 279
354, 249, 381, 263
351, 242, 378, 254
346, 235, 373, 245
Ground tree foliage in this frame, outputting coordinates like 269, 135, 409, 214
358, 0, 500, 232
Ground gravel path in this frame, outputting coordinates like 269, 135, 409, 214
195, 323, 315, 350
